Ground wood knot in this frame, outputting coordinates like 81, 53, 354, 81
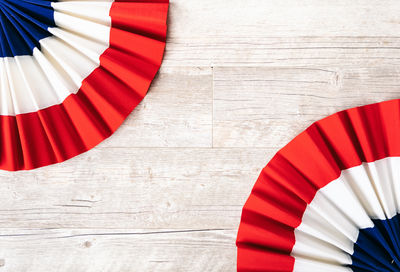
84, 241, 92, 248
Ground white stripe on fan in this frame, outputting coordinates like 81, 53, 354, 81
52, 1, 113, 26
294, 257, 353, 272
292, 156, 400, 271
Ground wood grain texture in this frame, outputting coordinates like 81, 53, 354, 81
2, 0, 400, 271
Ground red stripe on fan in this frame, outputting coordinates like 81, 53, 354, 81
236, 99, 400, 271
238, 247, 295, 272
0, 2, 169, 171
111, 1, 168, 41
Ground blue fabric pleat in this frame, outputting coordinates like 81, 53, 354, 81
0, 0, 57, 57
351, 214, 400, 272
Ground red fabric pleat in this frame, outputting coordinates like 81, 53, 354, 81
0, 1, 169, 171
111, 1, 168, 41
236, 99, 400, 271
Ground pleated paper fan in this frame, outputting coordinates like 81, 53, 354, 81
236, 99, 400, 272
0, 0, 168, 171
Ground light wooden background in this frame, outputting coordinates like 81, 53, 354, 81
2, 1, 400, 271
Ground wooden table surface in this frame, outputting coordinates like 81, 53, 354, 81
2, 1, 400, 271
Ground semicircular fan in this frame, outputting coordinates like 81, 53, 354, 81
0, 0, 169, 171
237, 99, 400, 272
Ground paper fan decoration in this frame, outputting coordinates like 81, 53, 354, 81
0, 0, 168, 171
236, 99, 400, 272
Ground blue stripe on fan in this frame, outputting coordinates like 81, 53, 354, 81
351, 214, 400, 272
0, 0, 57, 57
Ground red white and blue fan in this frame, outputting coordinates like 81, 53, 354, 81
237, 99, 400, 271
0, 0, 168, 171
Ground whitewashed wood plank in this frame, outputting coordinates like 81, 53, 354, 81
163, 0, 400, 67
168, 0, 400, 38
0, 228, 235, 272
213, 66, 400, 148
164, 36, 400, 67
102, 67, 213, 148
0, 148, 270, 229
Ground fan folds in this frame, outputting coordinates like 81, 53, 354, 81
0, 0, 169, 170
237, 99, 400, 272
